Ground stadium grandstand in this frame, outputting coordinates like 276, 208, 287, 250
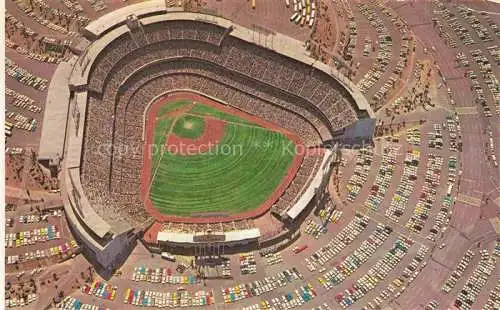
39, 1, 373, 271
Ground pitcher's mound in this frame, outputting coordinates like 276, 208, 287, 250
166, 117, 226, 156
184, 121, 193, 130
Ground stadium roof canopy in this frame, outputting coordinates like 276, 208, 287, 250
286, 149, 333, 220
341, 118, 376, 143
38, 60, 74, 165
157, 228, 261, 244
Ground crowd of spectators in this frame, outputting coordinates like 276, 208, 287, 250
161, 220, 256, 234
81, 20, 360, 227
87, 21, 358, 128
273, 154, 321, 215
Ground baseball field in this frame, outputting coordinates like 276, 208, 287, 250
144, 94, 302, 220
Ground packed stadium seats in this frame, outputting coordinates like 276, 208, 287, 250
81, 20, 360, 226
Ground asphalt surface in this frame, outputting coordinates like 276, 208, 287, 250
3, 0, 500, 310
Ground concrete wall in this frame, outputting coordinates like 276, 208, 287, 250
62, 3, 372, 264
77, 5, 373, 117
65, 196, 136, 276
39, 58, 76, 168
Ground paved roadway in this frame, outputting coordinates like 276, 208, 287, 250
4, 0, 499, 309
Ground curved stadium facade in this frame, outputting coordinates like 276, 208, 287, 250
45, 1, 374, 271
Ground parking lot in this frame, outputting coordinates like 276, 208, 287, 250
4, 199, 87, 309
3, 0, 500, 309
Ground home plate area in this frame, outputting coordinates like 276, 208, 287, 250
142, 92, 304, 222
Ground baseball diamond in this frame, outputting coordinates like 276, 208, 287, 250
144, 94, 304, 219
9, 0, 499, 309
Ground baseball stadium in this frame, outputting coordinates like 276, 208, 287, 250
50, 2, 374, 271
144, 91, 304, 221
7, 0, 500, 309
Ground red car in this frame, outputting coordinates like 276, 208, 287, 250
293, 245, 308, 254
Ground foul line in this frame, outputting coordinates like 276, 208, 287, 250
145, 115, 181, 205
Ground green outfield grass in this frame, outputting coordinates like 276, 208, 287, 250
189, 103, 257, 125
148, 101, 296, 217
151, 117, 173, 172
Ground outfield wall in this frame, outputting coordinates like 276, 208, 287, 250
61, 3, 372, 266
141, 91, 307, 224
